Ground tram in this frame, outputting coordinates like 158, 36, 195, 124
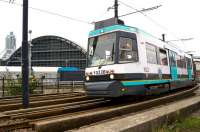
84, 1, 195, 97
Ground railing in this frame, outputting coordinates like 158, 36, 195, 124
0, 77, 85, 97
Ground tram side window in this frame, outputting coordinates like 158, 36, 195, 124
119, 37, 138, 62
177, 55, 182, 68
146, 43, 157, 64
181, 56, 186, 69
186, 58, 192, 69
182, 57, 186, 69
159, 49, 168, 65
169, 51, 176, 67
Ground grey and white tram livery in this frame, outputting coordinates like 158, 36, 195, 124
85, 18, 195, 97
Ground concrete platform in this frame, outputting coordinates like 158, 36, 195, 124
74, 95, 200, 132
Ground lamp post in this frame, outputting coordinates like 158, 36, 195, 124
29, 30, 32, 40
29, 30, 32, 77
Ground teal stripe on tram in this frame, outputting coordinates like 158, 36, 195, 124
89, 24, 159, 40
171, 66, 178, 80
89, 25, 137, 37
121, 80, 170, 87
187, 69, 192, 80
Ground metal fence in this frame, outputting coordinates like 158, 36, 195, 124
0, 77, 85, 97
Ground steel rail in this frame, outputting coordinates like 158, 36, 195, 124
5, 98, 106, 119
0, 99, 109, 131
0, 95, 88, 111
0, 92, 84, 104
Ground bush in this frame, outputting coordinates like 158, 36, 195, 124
4, 71, 38, 96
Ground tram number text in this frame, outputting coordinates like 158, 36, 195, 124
93, 70, 106, 75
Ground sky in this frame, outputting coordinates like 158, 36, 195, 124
0, 0, 200, 56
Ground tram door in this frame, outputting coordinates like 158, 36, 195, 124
186, 58, 192, 80
168, 50, 178, 80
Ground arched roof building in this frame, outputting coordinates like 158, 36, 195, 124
2, 35, 87, 69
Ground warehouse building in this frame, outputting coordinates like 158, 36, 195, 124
0, 35, 87, 69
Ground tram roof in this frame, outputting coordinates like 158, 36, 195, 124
89, 24, 192, 58
89, 24, 155, 38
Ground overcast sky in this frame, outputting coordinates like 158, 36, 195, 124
0, 0, 199, 56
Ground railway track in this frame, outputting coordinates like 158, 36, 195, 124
0, 85, 199, 131
0, 98, 107, 131
5, 98, 108, 119
0, 93, 86, 111
33, 86, 199, 132
0, 92, 84, 105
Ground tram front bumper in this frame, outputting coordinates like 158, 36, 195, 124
85, 81, 122, 97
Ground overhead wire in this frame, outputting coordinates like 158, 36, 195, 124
90, 9, 110, 24
119, 5, 162, 18
0, 0, 189, 47
0, 0, 93, 25
119, 1, 170, 32
119, 0, 184, 47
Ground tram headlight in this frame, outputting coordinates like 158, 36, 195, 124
86, 76, 90, 81
110, 74, 114, 79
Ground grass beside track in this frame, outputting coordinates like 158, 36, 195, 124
155, 116, 200, 132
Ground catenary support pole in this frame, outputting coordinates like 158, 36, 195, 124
114, 0, 118, 19
22, 0, 29, 108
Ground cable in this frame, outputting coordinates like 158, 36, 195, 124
0, 0, 92, 25
119, 1, 167, 30
119, 0, 184, 46
90, 10, 110, 24
119, 5, 162, 18
29, 6, 92, 25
